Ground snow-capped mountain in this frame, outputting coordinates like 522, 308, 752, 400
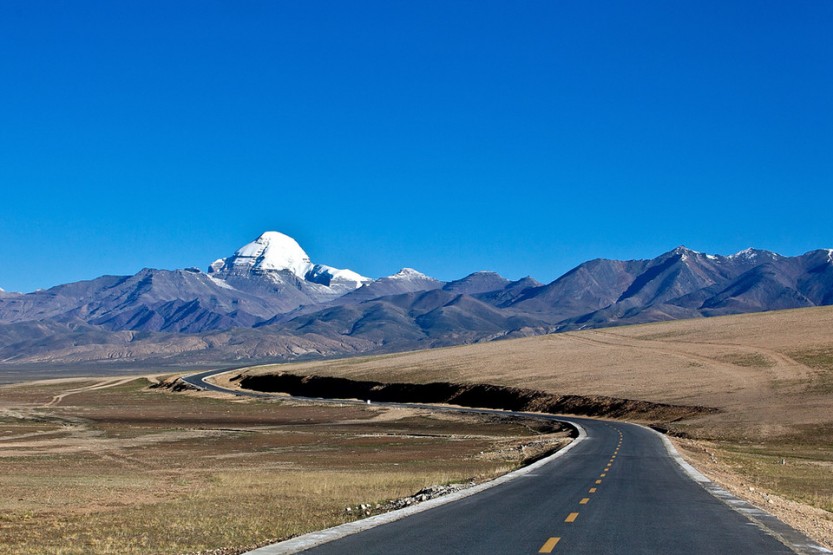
209, 231, 371, 297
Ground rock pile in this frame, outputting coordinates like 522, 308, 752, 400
345, 481, 476, 517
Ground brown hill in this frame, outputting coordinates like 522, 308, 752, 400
242, 305, 833, 440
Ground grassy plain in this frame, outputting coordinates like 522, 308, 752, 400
0, 377, 568, 554
243, 306, 833, 546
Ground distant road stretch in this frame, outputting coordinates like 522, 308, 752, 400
183, 369, 830, 555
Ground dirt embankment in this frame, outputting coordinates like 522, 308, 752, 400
236, 372, 716, 423
149, 375, 201, 393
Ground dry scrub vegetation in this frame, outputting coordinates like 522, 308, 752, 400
243, 306, 833, 546
0, 377, 568, 554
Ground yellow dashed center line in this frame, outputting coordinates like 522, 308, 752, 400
539, 537, 560, 553
538, 432, 625, 551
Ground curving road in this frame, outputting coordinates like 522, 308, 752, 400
183, 369, 830, 555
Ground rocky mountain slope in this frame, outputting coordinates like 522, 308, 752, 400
1, 233, 831, 368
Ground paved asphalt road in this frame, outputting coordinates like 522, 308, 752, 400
300, 418, 793, 555
184, 369, 824, 554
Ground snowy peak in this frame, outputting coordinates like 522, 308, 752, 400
388, 268, 435, 281
209, 231, 312, 278
728, 248, 781, 262
306, 264, 371, 289
208, 231, 371, 291
671, 245, 697, 255
666, 245, 717, 262
661, 246, 785, 264
660, 246, 699, 263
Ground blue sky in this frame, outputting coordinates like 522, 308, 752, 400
1, 1, 831, 293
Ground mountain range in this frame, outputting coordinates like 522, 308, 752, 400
1, 231, 832, 368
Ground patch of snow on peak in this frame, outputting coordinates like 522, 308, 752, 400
728, 248, 782, 261
671, 246, 704, 262
308, 264, 372, 288
389, 268, 434, 281
206, 274, 236, 290
729, 248, 758, 260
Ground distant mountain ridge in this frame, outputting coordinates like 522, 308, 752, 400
1, 233, 832, 368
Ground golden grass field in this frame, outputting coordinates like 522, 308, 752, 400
0, 377, 568, 554
242, 306, 833, 546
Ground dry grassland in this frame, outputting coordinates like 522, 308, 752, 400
244, 306, 833, 544
0, 377, 568, 554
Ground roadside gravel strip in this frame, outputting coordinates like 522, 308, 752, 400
654, 430, 832, 555
244, 422, 588, 555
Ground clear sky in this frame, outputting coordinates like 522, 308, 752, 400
1, 1, 831, 293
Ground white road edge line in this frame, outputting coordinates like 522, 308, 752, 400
244, 421, 587, 555
650, 426, 832, 555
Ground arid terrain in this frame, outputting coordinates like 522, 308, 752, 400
2, 305, 832, 553
239, 306, 833, 547
0, 377, 569, 554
